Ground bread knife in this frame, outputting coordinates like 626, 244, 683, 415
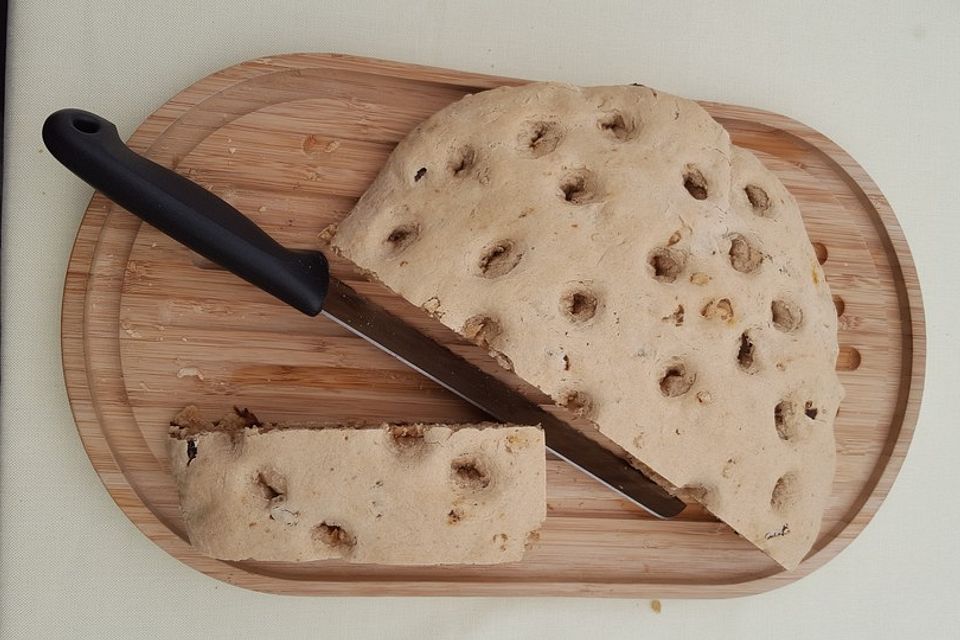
42, 109, 685, 519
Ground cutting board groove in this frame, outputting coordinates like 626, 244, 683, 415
61, 53, 924, 597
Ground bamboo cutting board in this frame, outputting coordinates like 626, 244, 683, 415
61, 53, 924, 597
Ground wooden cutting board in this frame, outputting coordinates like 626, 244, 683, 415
61, 53, 924, 597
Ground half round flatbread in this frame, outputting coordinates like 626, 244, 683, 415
332, 82, 843, 569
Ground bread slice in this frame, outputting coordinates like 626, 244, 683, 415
331, 83, 844, 569
168, 407, 545, 564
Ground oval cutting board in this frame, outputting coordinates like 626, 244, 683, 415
61, 53, 925, 597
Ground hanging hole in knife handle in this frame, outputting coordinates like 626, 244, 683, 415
72, 115, 100, 134
42, 108, 330, 317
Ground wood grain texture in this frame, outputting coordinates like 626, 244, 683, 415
61, 53, 925, 597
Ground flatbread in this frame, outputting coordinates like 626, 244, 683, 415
168, 407, 545, 564
332, 82, 843, 569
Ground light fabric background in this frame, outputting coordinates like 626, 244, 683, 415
3, 1, 958, 638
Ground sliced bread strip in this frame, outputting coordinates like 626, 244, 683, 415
168, 407, 545, 564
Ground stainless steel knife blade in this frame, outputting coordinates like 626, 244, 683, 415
322, 278, 685, 518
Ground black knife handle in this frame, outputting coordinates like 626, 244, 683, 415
42, 109, 329, 316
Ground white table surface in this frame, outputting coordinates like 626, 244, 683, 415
3, 1, 959, 638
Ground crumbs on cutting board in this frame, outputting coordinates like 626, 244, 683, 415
650, 600, 662, 614
177, 367, 204, 381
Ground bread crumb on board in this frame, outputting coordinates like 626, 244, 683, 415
176, 366, 204, 380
